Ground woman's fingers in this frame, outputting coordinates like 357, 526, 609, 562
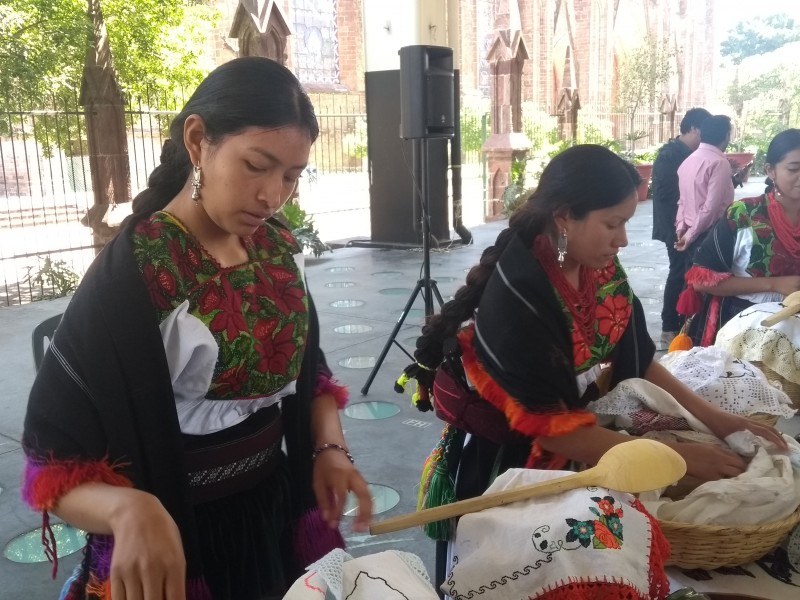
349, 475, 373, 532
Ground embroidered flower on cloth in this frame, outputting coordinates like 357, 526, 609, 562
565, 496, 624, 549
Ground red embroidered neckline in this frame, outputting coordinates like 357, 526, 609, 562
533, 235, 597, 346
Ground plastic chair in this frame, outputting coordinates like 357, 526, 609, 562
32, 313, 63, 371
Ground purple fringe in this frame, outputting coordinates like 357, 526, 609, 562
292, 507, 345, 568
187, 577, 214, 600
87, 534, 114, 580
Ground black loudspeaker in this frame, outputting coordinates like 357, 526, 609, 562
399, 45, 455, 140
365, 70, 450, 245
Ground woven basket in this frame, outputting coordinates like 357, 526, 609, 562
660, 507, 800, 569
747, 412, 780, 427
751, 360, 800, 411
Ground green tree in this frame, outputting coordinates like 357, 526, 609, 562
615, 36, 673, 152
0, 0, 218, 114
721, 14, 800, 65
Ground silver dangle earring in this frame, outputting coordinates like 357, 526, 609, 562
557, 228, 568, 267
191, 164, 202, 202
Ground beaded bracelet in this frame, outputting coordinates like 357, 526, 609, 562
311, 443, 354, 464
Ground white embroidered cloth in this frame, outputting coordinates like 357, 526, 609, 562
444, 469, 664, 600
714, 301, 800, 385
641, 433, 800, 525
282, 548, 437, 600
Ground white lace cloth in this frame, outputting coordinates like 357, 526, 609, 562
282, 548, 437, 600
656, 346, 794, 418
714, 301, 800, 385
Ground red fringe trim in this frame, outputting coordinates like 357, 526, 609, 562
701, 295, 722, 347
684, 265, 732, 289
22, 457, 132, 512
458, 327, 596, 439
677, 266, 733, 317
314, 374, 349, 409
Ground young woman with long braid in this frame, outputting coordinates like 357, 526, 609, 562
22, 57, 371, 600
406, 145, 785, 508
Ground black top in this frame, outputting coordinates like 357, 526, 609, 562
651, 136, 693, 244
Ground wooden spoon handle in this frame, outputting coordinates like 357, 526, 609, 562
760, 304, 800, 327
369, 469, 595, 535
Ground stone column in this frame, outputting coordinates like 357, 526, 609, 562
80, 0, 131, 249
483, 0, 530, 219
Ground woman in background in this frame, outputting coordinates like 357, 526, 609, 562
682, 128, 800, 346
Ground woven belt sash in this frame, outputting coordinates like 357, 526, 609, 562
183, 405, 283, 504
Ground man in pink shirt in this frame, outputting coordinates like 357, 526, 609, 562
675, 115, 734, 256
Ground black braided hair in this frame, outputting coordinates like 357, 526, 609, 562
412, 144, 640, 374
130, 57, 319, 221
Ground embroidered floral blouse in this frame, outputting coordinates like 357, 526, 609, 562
132, 211, 311, 433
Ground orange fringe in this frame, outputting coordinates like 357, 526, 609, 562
458, 327, 596, 443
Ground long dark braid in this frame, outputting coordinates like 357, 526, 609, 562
403, 144, 640, 405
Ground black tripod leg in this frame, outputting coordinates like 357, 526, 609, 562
429, 280, 445, 308
361, 279, 424, 395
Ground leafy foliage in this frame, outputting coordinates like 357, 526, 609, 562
280, 202, 331, 258
25, 256, 81, 301
0, 1, 219, 149
501, 155, 529, 216
615, 36, 673, 151
721, 14, 800, 65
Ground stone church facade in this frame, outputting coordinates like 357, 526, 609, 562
209, 0, 715, 113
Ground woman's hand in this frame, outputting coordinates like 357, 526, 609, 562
670, 441, 748, 481
312, 449, 372, 533
703, 410, 788, 450
107, 489, 186, 600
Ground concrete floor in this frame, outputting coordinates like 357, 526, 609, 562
1, 180, 798, 598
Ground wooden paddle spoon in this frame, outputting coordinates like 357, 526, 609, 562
369, 439, 686, 535
761, 290, 800, 327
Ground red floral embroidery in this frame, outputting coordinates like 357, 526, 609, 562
208, 278, 248, 341
596, 261, 617, 286
156, 266, 177, 297
256, 321, 297, 375
214, 364, 247, 396
141, 264, 173, 310
198, 282, 222, 314
255, 267, 306, 315
572, 327, 591, 367
596, 294, 630, 345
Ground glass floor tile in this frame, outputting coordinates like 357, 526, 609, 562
343, 401, 401, 420
330, 300, 365, 308
338, 356, 377, 369
333, 324, 374, 334
342, 483, 400, 516
4, 523, 85, 563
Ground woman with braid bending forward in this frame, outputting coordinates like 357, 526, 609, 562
406, 144, 785, 508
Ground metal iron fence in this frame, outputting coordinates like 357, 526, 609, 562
0, 90, 375, 306
4, 95, 681, 307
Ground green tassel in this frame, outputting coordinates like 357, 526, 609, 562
419, 427, 457, 541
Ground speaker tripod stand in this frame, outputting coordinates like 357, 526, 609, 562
361, 137, 445, 395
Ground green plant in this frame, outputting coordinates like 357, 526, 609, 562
279, 202, 331, 258
501, 155, 529, 216
25, 256, 80, 301
342, 116, 368, 159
